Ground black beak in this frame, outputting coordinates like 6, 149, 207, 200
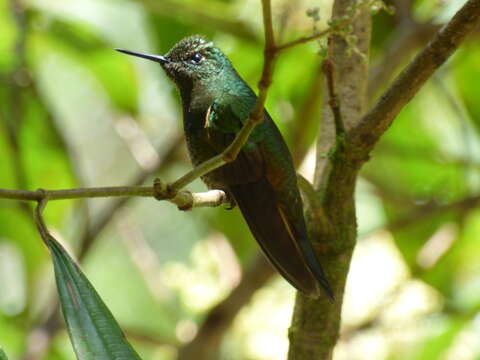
115, 49, 169, 65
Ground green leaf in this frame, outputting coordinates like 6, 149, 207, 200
0, 348, 8, 360
45, 234, 142, 360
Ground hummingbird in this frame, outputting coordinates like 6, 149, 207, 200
116, 36, 333, 300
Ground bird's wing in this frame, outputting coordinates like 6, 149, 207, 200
229, 177, 329, 298
207, 100, 264, 148
206, 102, 333, 299
205, 100, 265, 184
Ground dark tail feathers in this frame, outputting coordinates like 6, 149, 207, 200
229, 177, 334, 301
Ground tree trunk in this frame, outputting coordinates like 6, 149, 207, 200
287, 1, 371, 358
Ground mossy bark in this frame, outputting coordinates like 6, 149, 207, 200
287, 1, 371, 359
288, 0, 480, 358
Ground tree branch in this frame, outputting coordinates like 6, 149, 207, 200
288, 1, 480, 359
276, 21, 348, 53
289, 0, 372, 359
314, 1, 372, 195
352, 0, 480, 153
0, 186, 226, 210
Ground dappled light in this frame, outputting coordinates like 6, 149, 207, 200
1, 0, 480, 359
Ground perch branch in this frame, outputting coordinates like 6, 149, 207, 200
78, 134, 183, 259
0, 187, 226, 211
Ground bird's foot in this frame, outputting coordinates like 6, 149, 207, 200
225, 195, 236, 210
153, 178, 176, 200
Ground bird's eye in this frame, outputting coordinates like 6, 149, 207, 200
190, 52, 204, 64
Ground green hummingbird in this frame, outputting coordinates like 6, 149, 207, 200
117, 35, 333, 300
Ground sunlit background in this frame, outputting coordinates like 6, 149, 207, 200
1, 0, 480, 359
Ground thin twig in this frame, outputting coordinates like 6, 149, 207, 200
276, 25, 342, 52
322, 58, 345, 136
261, 0, 275, 48
276, 3, 377, 54
0, 186, 226, 210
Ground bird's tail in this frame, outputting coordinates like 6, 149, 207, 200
229, 177, 334, 301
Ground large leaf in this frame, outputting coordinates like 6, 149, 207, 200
44, 232, 142, 360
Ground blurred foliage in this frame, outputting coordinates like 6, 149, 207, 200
39, 220, 143, 360
1, 0, 480, 359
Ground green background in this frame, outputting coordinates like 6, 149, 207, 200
1, 0, 480, 359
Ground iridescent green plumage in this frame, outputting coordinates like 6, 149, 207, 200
117, 36, 333, 300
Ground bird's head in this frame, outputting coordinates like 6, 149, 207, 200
116, 36, 232, 95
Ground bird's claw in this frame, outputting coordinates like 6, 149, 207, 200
153, 178, 176, 200
225, 197, 236, 210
